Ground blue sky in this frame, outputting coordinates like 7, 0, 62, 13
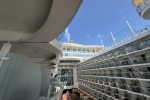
63, 0, 150, 46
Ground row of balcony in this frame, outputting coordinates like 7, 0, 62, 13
78, 84, 146, 100
77, 72, 150, 79
78, 38, 150, 68
77, 79, 150, 96
79, 83, 150, 100
78, 76, 145, 88
77, 56, 150, 71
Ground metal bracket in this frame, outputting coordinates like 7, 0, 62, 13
0, 42, 12, 68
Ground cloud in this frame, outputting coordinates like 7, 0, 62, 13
97, 34, 104, 38
86, 34, 90, 37
64, 27, 70, 42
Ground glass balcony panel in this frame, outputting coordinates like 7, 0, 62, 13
107, 91, 111, 96
127, 85, 143, 93
48, 83, 64, 100
107, 73, 113, 77
123, 97, 133, 100
134, 44, 142, 50
124, 72, 136, 78
121, 60, 130, 66
115, 72, 124, 77
111, 83, 117, 87
114, 94, 120, 99
136, 0, 150, 18
142, 87, 150, 95
101, 89, 104, 93
114, 61, 120, 66
132, 57, 149, 64
136, 3, 144, 16
105, 64, 108, 67
103, 73, 107, 76
119, 84, 128, 90
142, 72, 150, 79
126, 46, 134, 53
120, 49, 127, 55
142, 40, 150, 48
104, 81, 109, 85
99, 81, 103, 84
98, 73, 102, 76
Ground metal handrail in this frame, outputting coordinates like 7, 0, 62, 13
78, 72, 150, 80
137, 3, 145, 16
79, 81, 150, 99
79, 56, 150, 71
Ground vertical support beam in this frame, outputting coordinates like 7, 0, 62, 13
101, 39, 104, 47
110, 32, 116, 45
0, 42, 12, 68
73, 67, 77, 88
126, 20, 137, 37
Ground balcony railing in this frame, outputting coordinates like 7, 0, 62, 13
118, 84, 128, 90
78, 80, 150, 96
79, 71, 150, 80
79, 56, 150, 71
48, 82, 64, 100
110, 82, 117, 87
142, 87, 150, 95
78, 83, 150, 100
78, 30, 150, 68
136, 0, 149, 16
121, 97, 133, 100
127, 85, 143, 93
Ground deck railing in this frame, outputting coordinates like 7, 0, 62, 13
48, 82, 64, 100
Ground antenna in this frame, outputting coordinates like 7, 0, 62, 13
101, 39, 104, 46
110, 32, 116, 45
126, 20, 137, 37
121, 39, 123, 43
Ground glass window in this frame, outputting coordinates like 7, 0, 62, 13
134, 44, 141, 50
120, 48, 126, 54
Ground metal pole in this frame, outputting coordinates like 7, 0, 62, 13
110, 32, 116, 45
101, 39, 104, 46
126, 20, 134, 33
126, 20, 137, 37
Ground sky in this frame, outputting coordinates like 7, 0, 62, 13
62, 0, 150, 46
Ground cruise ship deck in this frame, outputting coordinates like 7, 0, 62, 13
1, 0, 150, 100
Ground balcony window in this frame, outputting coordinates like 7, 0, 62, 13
119, 48, 126, 54
145, 39, 150, 47
134, 44, 142, 50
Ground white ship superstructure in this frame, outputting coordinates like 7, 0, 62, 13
77, 26, 150, 100
62, 41, 104, 61
58, 41, 104, 89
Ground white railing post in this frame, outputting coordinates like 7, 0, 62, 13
0, 42, 11, 68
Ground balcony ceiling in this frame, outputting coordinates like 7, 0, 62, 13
0, 0, 83, 66
0, 0, 83, 42
24, 0, 83, 43
0, 0, 53, 33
